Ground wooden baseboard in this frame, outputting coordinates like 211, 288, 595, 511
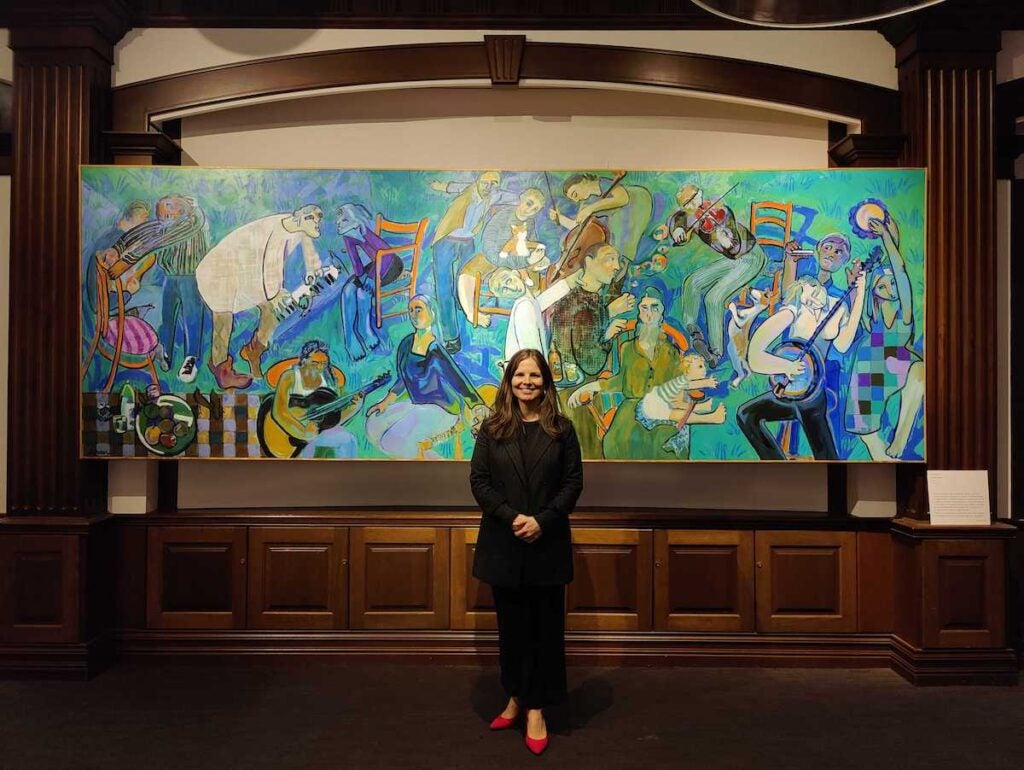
116, 629, 893, 668
890, 636, 1019, 685
0, 633, 114, 680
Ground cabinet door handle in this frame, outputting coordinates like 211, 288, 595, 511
654, 560, 661, 568
240, 557, 246, 565
756, 561, 763, 569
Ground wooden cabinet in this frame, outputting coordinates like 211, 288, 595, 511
0, 534, 81, 643
449, 529, 496, 630
895, 529, 1008, 649
755, 531, 857, 633
568, 529, 653, 631
248, 527, 348, 630
654, 530, 755, 632
349, 527, 449, 629
146, 527, 247, 629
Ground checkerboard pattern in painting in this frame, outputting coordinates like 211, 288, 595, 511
81, 391, 263, 458
848, 332, 914, 433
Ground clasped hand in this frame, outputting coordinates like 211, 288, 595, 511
512, 514, 542, 543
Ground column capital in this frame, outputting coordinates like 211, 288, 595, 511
8, 0, 132, 64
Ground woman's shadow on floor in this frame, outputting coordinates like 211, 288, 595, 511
471, 671, 615, 735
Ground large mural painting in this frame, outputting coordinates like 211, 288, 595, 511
80, 166, 926, 462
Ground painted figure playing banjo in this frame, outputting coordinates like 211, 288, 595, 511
736, 253, 875, 460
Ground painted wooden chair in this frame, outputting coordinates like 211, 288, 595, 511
373, 214, 429, 329
80, 257, 160, 394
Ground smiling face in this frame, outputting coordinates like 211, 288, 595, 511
511, 355, 546, 409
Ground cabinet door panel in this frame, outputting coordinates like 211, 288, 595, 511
248, 527, 348, 629
756, 531, 856, 633
655, 531, 754, 632
450, 529, 495, 630
350, 527, 449, 629
147, 527, 246, 629
568, 529, 652, 631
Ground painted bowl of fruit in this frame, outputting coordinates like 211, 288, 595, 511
135, 394, 197, 456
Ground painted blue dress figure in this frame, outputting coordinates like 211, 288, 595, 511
366, 295, 484, 457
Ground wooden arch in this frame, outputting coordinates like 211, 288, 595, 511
111, 38, 900, 136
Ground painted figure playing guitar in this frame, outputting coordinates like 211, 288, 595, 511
258, 339, 376, 459
736, 263, 868, 461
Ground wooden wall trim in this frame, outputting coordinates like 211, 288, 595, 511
110, 40, 900, 133
107, 509, 896, 530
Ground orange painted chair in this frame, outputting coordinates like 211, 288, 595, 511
373, 215, 429, 329
80, 257, 160, 394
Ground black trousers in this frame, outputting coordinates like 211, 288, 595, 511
491, 583, 567, 710
736, 387, 838, 460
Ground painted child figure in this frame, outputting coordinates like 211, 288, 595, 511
637, 352, 726, 455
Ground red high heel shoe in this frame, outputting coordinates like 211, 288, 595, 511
489, 706, 521, 730
524, 711, 548, 755
524, 732, 549, 755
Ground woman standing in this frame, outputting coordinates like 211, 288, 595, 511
470, 348, 584, 756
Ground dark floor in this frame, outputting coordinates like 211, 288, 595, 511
1, 662, 1021, 769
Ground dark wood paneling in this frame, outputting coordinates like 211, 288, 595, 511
146, 527, 246, 629
114, 525, 147, 629
857, 532, 894, 633
568, 529, 653, 632
248, 527, 348, 630
0, 535, 80, 643
756, 531, 857, 632
449, 528, 495, 631
923, 540, 1005, 648
655, 530, 754, 632
110, 41, 899, 133
5, 22, 129, 514
828, 133, 905, 167
349, 527, 449, 630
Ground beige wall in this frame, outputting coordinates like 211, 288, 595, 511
997, 30, 1024, 82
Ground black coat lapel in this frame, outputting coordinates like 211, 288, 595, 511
524, 432, 555, 477
502, 439, 528, 490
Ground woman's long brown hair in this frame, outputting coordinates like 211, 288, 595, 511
483, 349, 564, 441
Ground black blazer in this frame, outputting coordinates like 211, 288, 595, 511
470, 416, 584, 587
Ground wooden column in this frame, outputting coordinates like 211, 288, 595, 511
6, 1, 130, 514
894, 27, 1000, 479
882, 23, 1017, 684
1, 1, 129, 678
